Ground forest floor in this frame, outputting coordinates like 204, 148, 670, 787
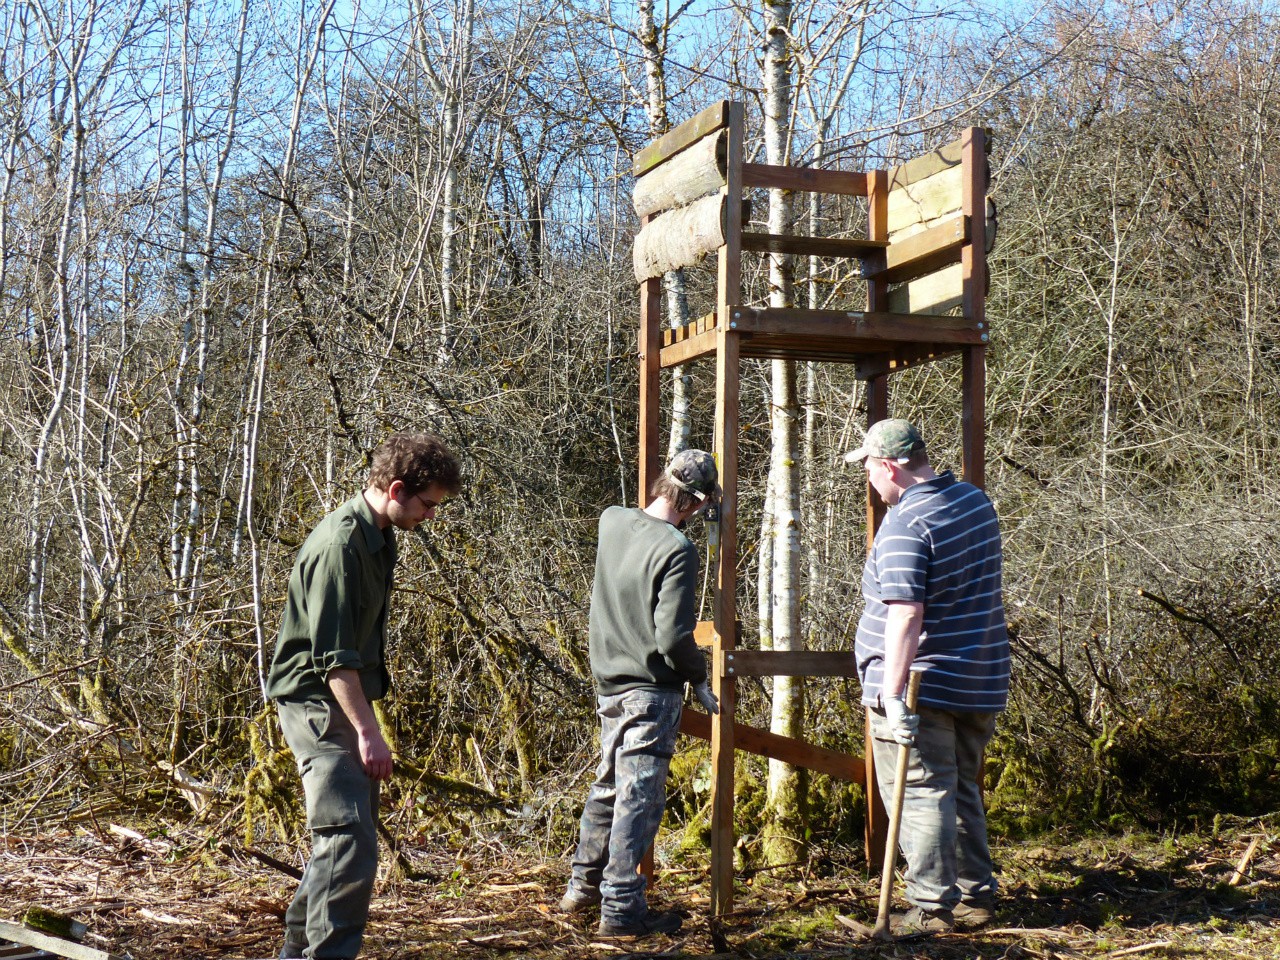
2, 821, 1278, 959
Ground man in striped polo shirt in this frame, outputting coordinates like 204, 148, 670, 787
847, 418, 1010, 935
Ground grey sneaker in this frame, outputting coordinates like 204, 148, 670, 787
597, 909, 683, 938
952, 899, 995, 928
558, 887, 602, 914
892, 906, 954, 935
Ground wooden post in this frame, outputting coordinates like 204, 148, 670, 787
709, 99, 744, 917
961, 127, 988, 489
862, 167, 892, 868
638, 214, 662, 502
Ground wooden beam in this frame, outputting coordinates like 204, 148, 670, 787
740, 231, 887, 260
726, 306, 983, 345
709, 100, 744, 918
0, 923, 125, 960
722, 649, 857, 678
863, 377, 889, 868
633, 101, 731, 176
633, 130, 727, 218
638, 267, 662, 502
694, 620, 741, 646
741, 162, 868, 196
680, 710, 865, 784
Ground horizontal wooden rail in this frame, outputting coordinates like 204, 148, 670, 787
693, 620, 741, 647
721, 649, 857, 678
742, 162, 868, 196
680, 710, 864, 783
726, 307, 983, 344
883, 214, 968, 285
741, 231, 887, 260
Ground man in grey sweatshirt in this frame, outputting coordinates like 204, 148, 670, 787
560, 449, 721, 938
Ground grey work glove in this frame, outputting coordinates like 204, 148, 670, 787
882, 694, 919, 746
692, 681, 720, 715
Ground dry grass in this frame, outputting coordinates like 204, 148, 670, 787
2, 822, 1278, 958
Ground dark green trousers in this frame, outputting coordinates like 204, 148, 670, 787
277, 699, 380, 959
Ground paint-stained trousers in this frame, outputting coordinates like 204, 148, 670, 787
870, 704, 999, 913
277, 699, 380, 960
566, 687, 683, 925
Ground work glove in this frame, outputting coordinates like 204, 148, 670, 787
882, 694, 919, 746
692, 681, 720, 715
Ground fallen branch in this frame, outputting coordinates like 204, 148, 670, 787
1229, 836, 1263, 886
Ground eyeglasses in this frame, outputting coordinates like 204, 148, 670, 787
409, 489, 440, 511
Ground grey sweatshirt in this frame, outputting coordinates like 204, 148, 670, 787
588, 506, 708, 695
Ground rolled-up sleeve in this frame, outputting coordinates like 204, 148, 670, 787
302, 542, 365, 678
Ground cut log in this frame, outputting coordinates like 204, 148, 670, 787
633, 194, 749, 281
633, 130, 726, 218
632, 101, 730, 176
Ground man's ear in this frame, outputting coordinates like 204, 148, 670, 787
386, 478, 406, 500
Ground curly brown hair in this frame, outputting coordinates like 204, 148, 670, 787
368, 432, 462, 495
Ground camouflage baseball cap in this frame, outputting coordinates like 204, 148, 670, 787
668, 448, 720, 501
844, 418, 926, 464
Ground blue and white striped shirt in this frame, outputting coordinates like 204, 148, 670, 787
856, 472, 1010, 712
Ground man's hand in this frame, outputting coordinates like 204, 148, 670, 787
358, 728, 394, 781
692, 681, 720, 715
883, 694, 919, 746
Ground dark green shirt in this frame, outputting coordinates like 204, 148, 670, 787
265, 494, 397, 702
588, 506, 707, 696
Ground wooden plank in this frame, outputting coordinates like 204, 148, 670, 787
887, 165, 964, 235
633, 129, 727, 218
0, 924, 123, 960
661, 311, 716, 348
740, 231, 886, 259
633, 101, 731, 176
887, 262, 963, 316
660, 327, 718, 367
726, 306, 982, 345
887, 137, 964, 192
883, 214, 967, 285
0, 944, 53, 960
723, 650, 857, 678
854, 345, 961, 379
694, 620, 741, 646
741, 162, 867, 196
680, 709, 865, 783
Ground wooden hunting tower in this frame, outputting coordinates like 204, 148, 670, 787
631, 101, 994, 914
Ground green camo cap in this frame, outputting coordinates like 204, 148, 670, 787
668, 448, 720, 501
844, 418, 926, 464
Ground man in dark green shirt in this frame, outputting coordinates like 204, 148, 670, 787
267, 432, 461, 960
561, 449, 720, 939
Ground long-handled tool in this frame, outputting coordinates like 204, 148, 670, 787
871, 669, 922, 940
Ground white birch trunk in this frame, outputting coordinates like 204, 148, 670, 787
636, 0, 692, 460
761, 0, 805, 865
